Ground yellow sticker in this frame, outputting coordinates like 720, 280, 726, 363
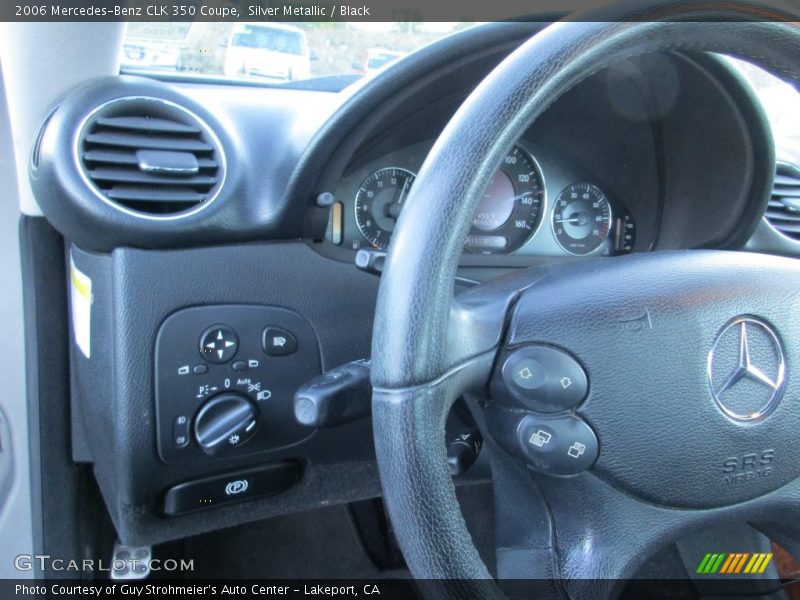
69, 256, 92, 358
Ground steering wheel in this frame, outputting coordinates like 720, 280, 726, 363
370, 2, 800, 598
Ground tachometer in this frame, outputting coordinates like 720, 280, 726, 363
465, 146, 545, 254
552, 183, 612, 255
354, 167, 415, 249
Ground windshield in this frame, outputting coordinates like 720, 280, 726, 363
726, 56, 800, 142
120, 22, 472, 88
121, 21, 800, 119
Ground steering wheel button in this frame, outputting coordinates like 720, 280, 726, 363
526, 426, 556, 452
517, 414, 598, 476
499, 346, 588, 412
508, 357, 547, 390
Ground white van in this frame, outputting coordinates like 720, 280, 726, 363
223, 23, 311, 81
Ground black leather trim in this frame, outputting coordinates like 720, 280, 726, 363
372, 353, 500, 592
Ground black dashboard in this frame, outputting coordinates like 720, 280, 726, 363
31, 23, 772, 266
328, 67, 665, 259
314, 48, 773, 271
327, 52, 666, 259
24, 21, 787, 548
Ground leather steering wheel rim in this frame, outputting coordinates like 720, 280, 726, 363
370, 0, 800, 594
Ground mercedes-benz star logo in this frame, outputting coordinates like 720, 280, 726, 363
707, 317, 786, 422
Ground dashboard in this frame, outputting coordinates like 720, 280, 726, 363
310, 54, 771, 268
333, 139, 639, 257
22, 21, 782, 548
315, 49, 770, 271
324, 55, 672, 264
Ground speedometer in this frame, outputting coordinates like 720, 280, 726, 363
465, 145, 545, 254
552, 183, 612, 255
353, 146, 544, 253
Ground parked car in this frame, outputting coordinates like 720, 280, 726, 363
119, 23, 193, 72
223, 23, 310, 81
120, 39, 182, 71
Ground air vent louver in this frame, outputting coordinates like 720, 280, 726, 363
765, 162, 800, 240
78, 98, 223, 217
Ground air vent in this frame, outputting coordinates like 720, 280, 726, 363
765, 162, 800, 241
77, 97, 224, 218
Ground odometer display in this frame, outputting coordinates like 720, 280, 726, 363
552, 183, 612, 255
354, 167, 415, 249
465, 146, 545, 254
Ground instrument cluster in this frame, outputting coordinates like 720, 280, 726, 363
328, 140, 640, 258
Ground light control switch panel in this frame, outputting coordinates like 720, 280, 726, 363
155, 305, 321, 464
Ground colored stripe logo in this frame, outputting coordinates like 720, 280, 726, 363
696, 552, 773, 574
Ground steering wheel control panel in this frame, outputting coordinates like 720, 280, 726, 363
490, 344, 599, 476
499, 346, 588, 412
155, 305, 321, 465
514, 413, 598, 476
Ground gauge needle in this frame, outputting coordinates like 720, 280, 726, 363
397, 177, 411, 205
556, 211, 589, 225
385, 178, 412, 220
